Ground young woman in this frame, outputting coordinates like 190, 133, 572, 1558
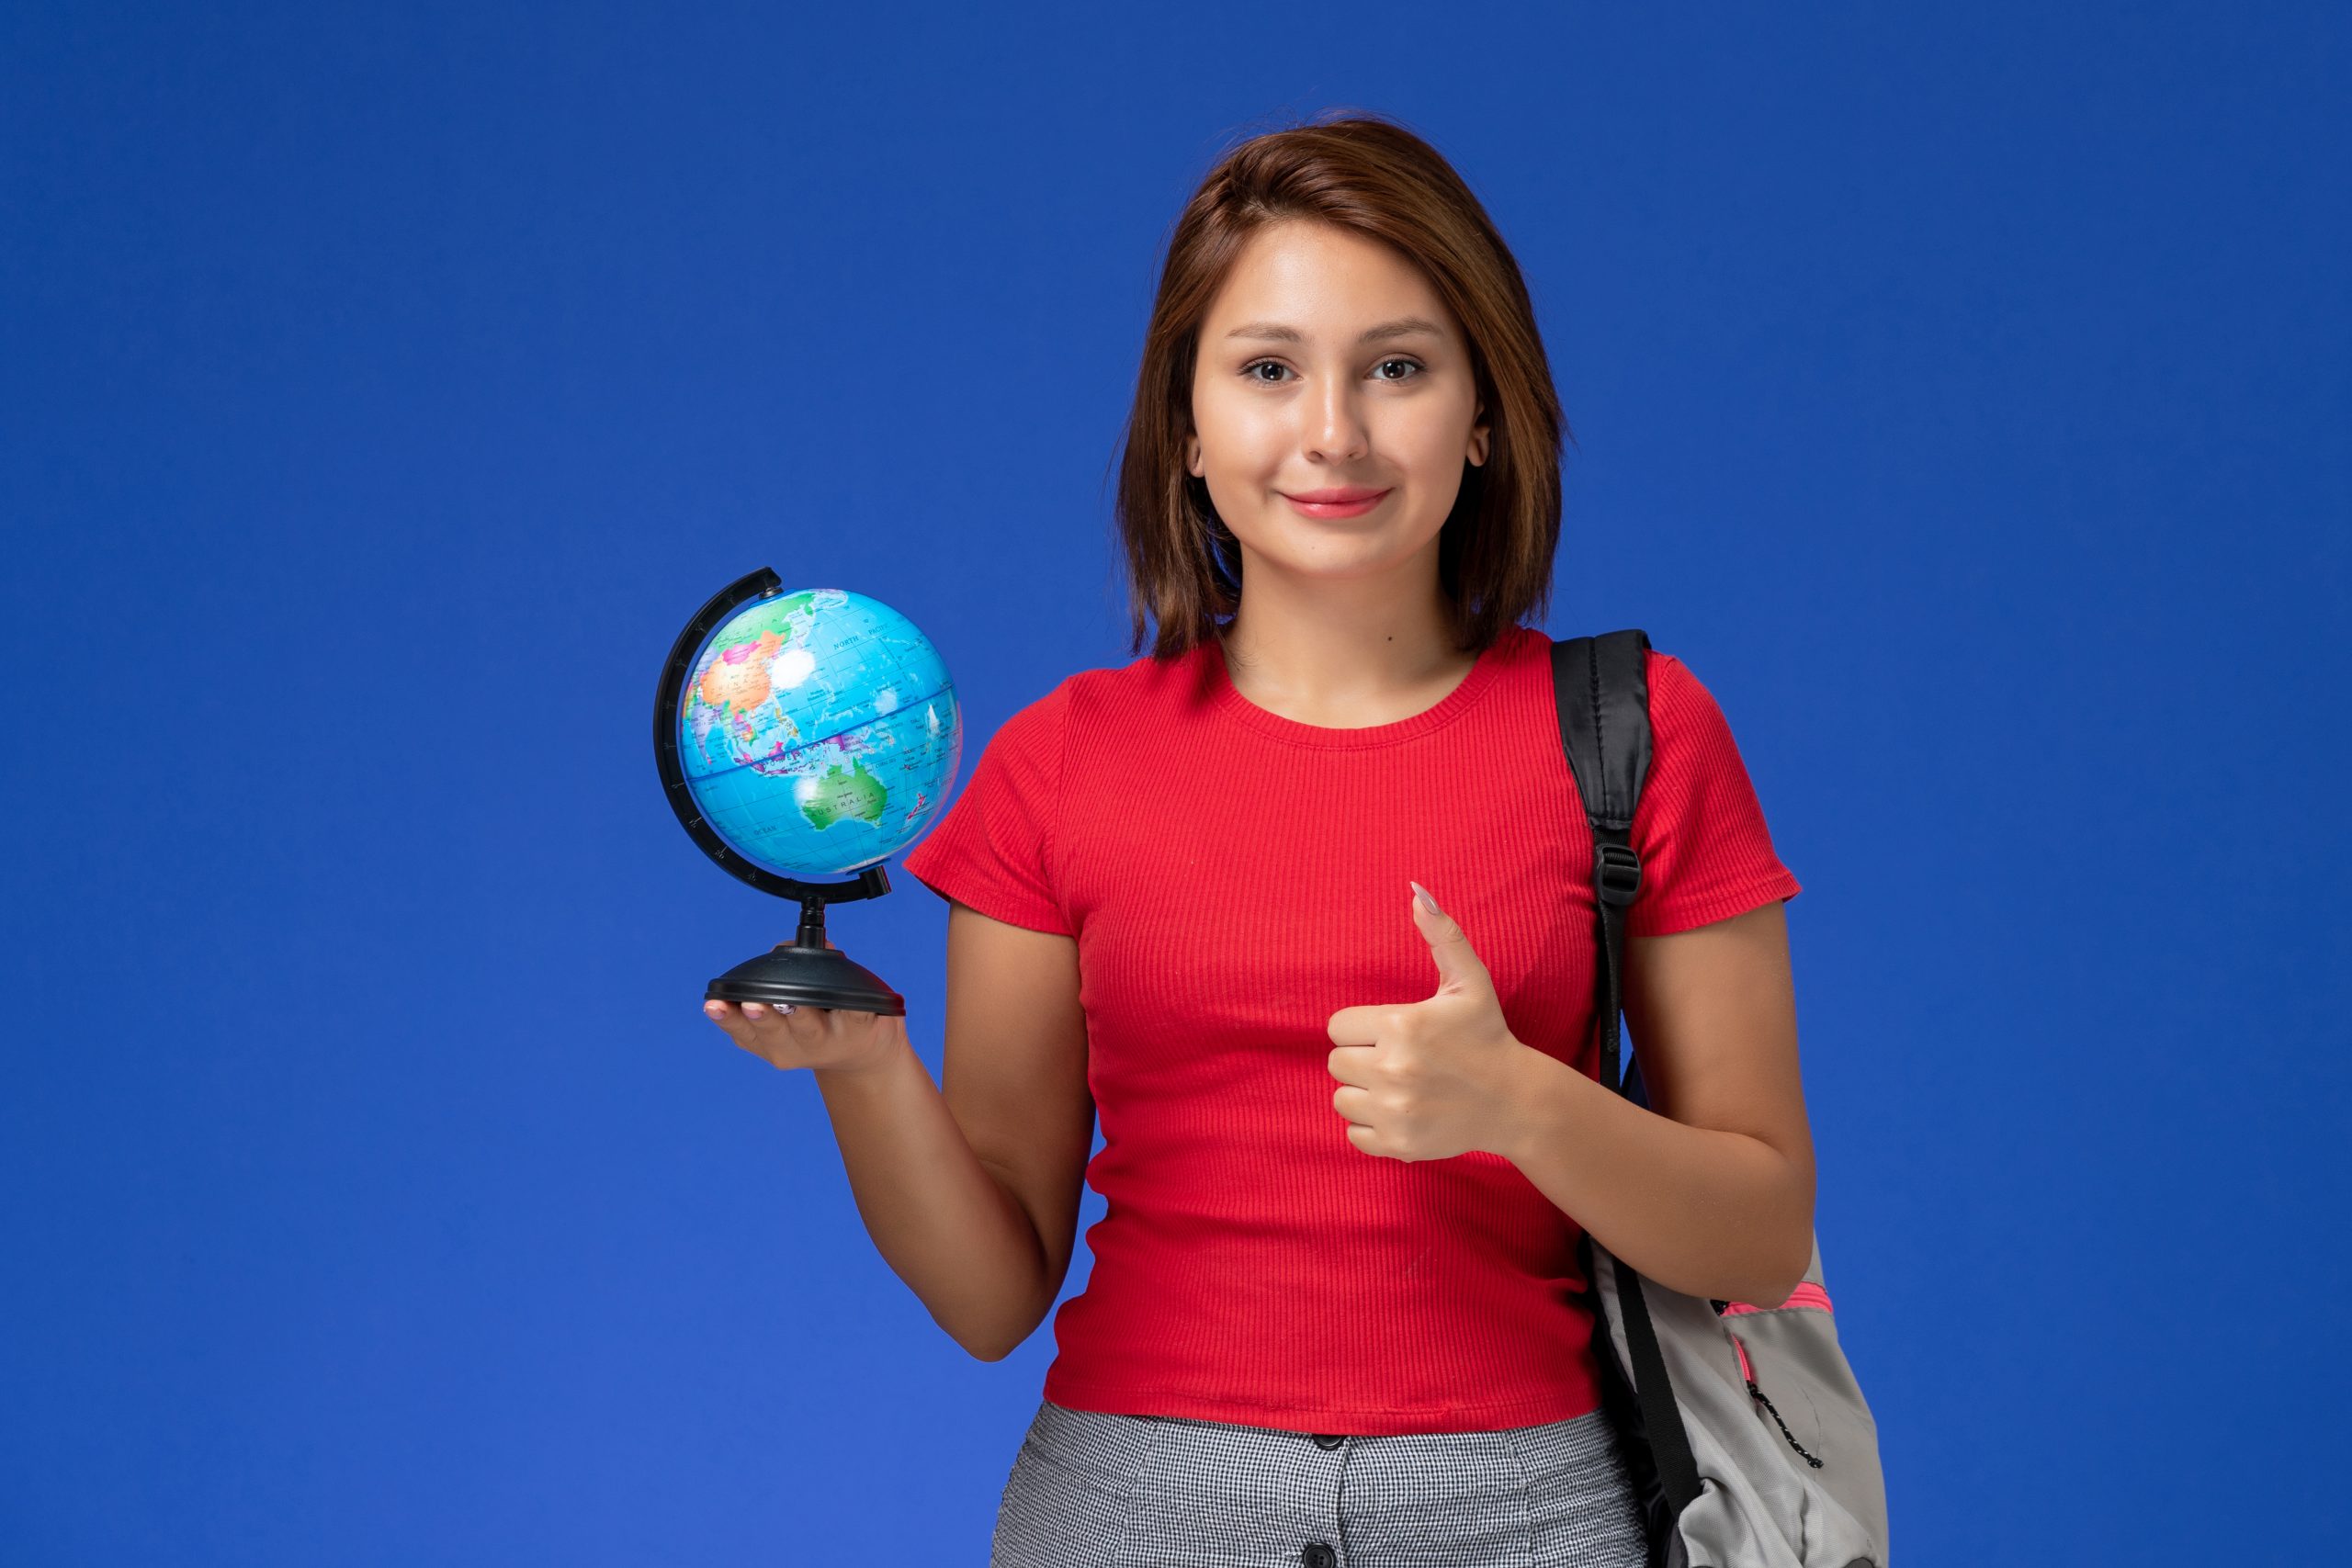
704, 111, 1815, 1568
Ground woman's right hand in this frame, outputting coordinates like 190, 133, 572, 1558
702, 991, 908, 1078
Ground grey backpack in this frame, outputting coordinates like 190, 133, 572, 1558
1550, 630, 1891, 1568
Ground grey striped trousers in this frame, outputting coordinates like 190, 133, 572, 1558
989, 1398, 1648, 1567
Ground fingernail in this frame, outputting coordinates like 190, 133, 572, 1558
742, 1003, 765, 1018
1410, 880, 1442, 916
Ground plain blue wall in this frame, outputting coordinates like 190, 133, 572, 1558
5, 4, 2344, 1562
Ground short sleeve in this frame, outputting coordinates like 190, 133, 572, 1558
898, 682, 1074, 936
1624, 651, 1804, 938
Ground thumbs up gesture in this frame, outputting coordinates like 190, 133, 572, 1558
1325, 881, 1534, 1164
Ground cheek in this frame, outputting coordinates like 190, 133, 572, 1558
1195, 403, 1287, 478
1380, 401, 1475, 471
1194, 423, 1288, 491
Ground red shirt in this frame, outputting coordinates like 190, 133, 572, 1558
899, 624, 1802, 1435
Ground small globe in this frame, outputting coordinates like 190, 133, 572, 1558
667, 585, 960, 883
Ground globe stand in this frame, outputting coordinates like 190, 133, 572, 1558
705, 865, 907, 1017
654, 566, 924, 1020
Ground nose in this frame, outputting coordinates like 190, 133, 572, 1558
1302, 375, 1369, 464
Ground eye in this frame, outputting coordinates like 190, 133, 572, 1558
1238, 357, 1430, 385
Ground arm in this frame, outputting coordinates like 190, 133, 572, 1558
1494, 898, 1816, 1306
812, 898, 1093, 1360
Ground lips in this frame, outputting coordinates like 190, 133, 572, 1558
1282, 485, 1392, 519
1283, 487, 1390, 503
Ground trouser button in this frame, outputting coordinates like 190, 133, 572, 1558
1310, 1433, 1346, 1450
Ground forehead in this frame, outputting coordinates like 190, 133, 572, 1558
1200, 220, 1454, 337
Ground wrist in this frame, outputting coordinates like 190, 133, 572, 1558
1488, 1042, 1569, 1163
813, 1027, 914, 1093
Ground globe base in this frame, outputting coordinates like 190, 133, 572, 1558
707, 938, 907, 1016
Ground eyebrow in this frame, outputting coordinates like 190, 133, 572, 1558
1221, 315, 1448, 345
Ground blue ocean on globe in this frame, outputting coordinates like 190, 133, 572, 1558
673, 587, 961, 881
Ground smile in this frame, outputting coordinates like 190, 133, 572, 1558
1282, 488, 1392, 519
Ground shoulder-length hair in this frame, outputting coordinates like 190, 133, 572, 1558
1112, 109, 1569, 661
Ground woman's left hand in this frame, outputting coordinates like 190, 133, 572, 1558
1325, 881, 1537, 1164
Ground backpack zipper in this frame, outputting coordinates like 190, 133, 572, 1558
1727, 1330, 1826, 1469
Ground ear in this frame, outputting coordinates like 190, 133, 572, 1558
1468, 404, 1489, 467
1187, 434, 1203, 477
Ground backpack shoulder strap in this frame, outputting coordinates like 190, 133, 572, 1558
1550, 627, 1706, 1540
1547, 628, 1654, 1098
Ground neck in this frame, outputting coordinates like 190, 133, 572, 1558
1217, 569, 1472, 727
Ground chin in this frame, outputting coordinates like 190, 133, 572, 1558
1266, 537, 1414, 580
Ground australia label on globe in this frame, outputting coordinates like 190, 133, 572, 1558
674, 587, 961, 881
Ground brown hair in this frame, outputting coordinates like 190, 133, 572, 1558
1111, 108, 1569, 661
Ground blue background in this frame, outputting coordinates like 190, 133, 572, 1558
5, 5, 2344, 1562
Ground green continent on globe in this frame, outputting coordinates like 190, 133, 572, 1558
799, 758, 889, 830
